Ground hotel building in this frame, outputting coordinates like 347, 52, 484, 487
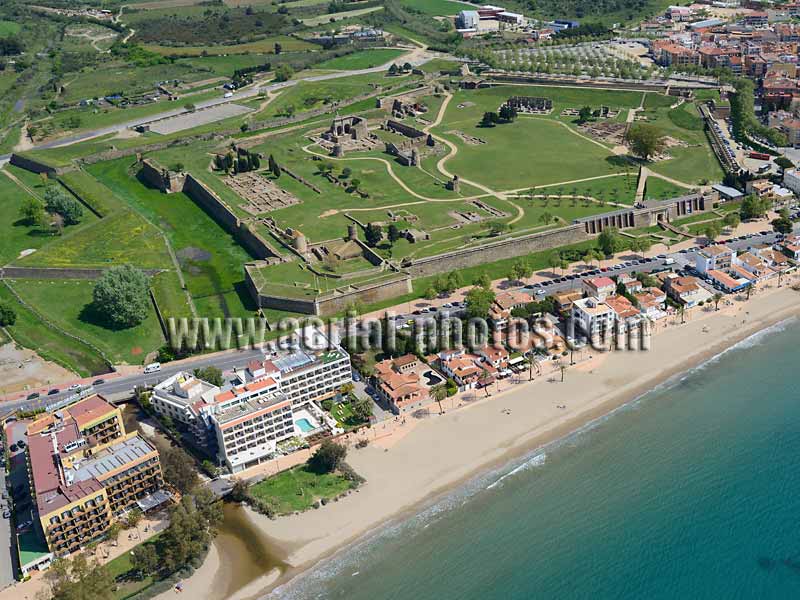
26, 395, 165, 559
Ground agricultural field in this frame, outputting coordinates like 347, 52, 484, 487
142, 35, 316, 56
399, 0, 475, 16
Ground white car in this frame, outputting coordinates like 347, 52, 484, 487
68, 383, 82, 391
223, 92, 233, 98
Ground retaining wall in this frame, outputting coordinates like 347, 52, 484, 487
403, 225, 589, 277
9, 153, 60, 175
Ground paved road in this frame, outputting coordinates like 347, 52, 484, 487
0, 231, 788, 415
0, 47, 439, 163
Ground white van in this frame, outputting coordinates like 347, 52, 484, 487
143, 362, 162, 374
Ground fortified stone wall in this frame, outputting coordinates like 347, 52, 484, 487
9, 154, 61, 175
314, 275, 412, 316
403, 225, 589, 277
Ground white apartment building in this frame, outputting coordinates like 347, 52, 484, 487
695, 244, 734, 275
571, 297, 614, 339
150, 328, 352, 472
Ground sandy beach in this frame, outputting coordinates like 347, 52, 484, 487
158, 280, 800, 600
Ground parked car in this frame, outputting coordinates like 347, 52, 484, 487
2, 510, 10, 519
92, 379, 106, 386
68, 383, 81, 391
26, 392, 39, 400
16, 520, 32, 531
47, 389, 59, 396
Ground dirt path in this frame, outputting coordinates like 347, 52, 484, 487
2, 167, 41, 200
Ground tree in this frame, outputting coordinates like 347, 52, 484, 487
0, 301, 16, 327
771, 216, 793, 234
92, 265, 149, 329
775, 156, 794, 171
229, 478, 251, 503
577, 105, 592, 123
704, 221, 722, 241
723, 212, 740, 229
44, 186, 83, 225
349, 178, 361, 192
130, 543, 159, 580
624, 124, 666, 161
308, 439, 347, 474
487, 221, 511, 236
424, 286, 437, 300
341, 167, 352, 179
430, 384, 447, 414
387, 223, 402, 243
465, 285, 495, 320
106, 522, 123, 546
46, 554, 114, 600
473, 273, 492, 290
351, 397, 373, 422
268, 154, 281, 178
479, 367, 491, 397
364, 222, 382, 247
712, 292, 723, 311
388, 63, 399, 75
498, 104, 517, 122
184, 103, 196, 112
274, 42, 282, 54
597, 227, 623, 257
158, 442, 199, 494
539, 211, 553, 225
480, 111, 498, 127
547, 251, 563, 275
274, 64, 294, 82
193, 366, 224, 387
740, 194, 769, 221
19, 196, 46, 226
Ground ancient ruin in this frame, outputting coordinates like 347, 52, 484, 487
504, 96, 553, 114
222, 171, 302, 215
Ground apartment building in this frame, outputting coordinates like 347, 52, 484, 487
26, 396, 165, 559
695, 244, 735, 275
151, 329, 351, 472
571, 297, 614, 339
210, 381, 295, 473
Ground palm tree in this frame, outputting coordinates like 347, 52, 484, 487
431, 384, 447, 415
678, 304, 686, 324
528, 352, 541, 381
557, 360, 567, 382
480, 368, 491, 397
712, 292, 722, 311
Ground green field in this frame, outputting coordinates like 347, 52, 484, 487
300, 5, 383, 25
315, 49, 407, 71
0, 20, 20, 36
0, 283, 109, 376
0, 172, 54, 265
400, 0, 474, 15
249, 465, 356, 514
10, 279, 165, 365
143, 36, 316, 56
643, 177, 689, 202
86, 158, 256, 318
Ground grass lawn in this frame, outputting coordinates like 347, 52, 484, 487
19, 208, 172, 269
86, 157, 256, 318
328, 396, 367, 429
249, 465, 356, 514
315, 49, 406, 71
106, 534, 163, 600
10, 279, 165, 365
176, 53, 272, 77
0, 283, 109, 376
643, 177, 690, 202
431, 86, 646, 190
0, 171, 56, 265
0, 20, 21, 36
59, 169, 127, 217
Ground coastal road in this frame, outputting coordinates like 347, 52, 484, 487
0, 230, 788, 415
0, 47, 440, 163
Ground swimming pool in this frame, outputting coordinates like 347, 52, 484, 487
296, 418, 315, 433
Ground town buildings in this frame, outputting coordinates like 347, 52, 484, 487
151, 328, 351, 472
25, 395, 166, 564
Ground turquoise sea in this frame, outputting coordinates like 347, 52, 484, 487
270, 318, 800, 600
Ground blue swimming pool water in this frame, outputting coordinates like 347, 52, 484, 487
296, 418, 314, 433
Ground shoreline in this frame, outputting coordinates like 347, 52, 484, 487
165, 285, 800, 600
